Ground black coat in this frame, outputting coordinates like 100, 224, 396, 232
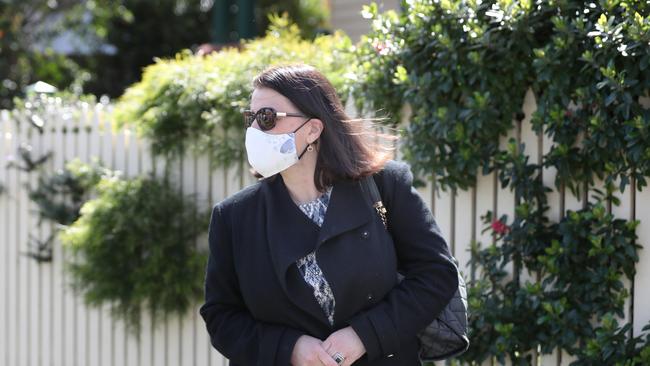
199, 160, 459, 366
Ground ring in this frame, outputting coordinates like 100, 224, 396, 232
331, 351, 346, 365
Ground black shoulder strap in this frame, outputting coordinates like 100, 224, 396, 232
362, 174, 382, 204
361, 175, 388, 228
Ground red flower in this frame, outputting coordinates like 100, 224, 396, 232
491, 219, 509, 235
372, 40, 394, 56
373, 42, 387, 55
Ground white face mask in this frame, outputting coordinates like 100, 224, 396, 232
244, 120, 312, 177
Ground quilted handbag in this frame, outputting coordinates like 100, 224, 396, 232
361, 174, 470, 361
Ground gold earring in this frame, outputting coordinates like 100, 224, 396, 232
307, 144, 314, 152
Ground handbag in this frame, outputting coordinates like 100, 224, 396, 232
360, 174, 470, 361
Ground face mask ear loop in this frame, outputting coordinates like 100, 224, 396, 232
292, 117, 312, 133
297, 142, 311, 160
294, 117, 314, 160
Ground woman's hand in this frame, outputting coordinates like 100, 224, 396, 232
291, 335, 339, 366
321, 326, 366, 366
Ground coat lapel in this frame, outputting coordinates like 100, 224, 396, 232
315, 177, 372, 245
261, 174, 372, 326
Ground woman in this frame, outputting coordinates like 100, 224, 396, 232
199, 64, 459, 366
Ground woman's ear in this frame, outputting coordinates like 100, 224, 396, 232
307, 119, 324, 143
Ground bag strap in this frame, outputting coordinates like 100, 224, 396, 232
362, 174, 404, 280
361, 175, 388, 229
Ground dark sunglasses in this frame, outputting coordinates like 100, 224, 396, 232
243, 107, 309, 131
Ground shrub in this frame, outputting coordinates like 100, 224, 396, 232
353, 0, 650, 193
58, 172, 210, 332
353, 1, 650, 363
113, 15, 354, 169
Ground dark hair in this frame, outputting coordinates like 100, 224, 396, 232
252, 63, 399, 191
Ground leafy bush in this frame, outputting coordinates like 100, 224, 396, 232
354, 0, 650, 194
464, 168, 646, 364
58, 171, 210, 332
113, 15, 353, 169
352, 1, 650, 363
530, 2, 650, 196
459, 136, 649, 364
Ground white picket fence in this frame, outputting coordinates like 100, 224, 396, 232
0, 92, 649, 366
0, 97, 248, 366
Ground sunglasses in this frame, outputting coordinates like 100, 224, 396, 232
243, 107, 309, 131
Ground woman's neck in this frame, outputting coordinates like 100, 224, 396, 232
280, 152, 321, 205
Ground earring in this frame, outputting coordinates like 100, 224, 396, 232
307, 144, 314, 152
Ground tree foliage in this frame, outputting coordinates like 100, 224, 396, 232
0, 0, 89, 109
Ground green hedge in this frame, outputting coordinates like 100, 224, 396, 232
353, 1, 650, 364
113, 15, 354, 169
354, 0, 650, 194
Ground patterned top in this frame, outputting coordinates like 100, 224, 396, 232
295, 185, 336, 326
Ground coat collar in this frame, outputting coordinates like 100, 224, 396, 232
261, 173, 372, 325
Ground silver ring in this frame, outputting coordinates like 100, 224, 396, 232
332, 351, 346, 365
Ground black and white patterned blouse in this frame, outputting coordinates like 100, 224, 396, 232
295, 185, 336, 326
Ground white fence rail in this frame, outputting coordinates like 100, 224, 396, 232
0, 92, 648, 366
